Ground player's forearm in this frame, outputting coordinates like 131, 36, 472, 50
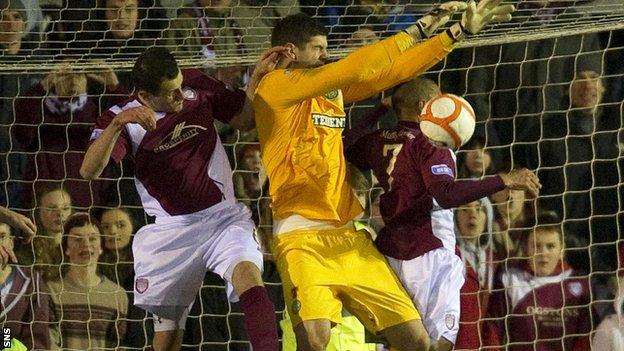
229, 73, 260, 131
369, 31, 456, 92
342, 31, 456, 103
80, 122, 124, 180
430, 175, 505, 209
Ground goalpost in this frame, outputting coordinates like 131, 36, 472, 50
0, 0, 623, 349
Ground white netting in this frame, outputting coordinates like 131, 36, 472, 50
0, 0, 623, 349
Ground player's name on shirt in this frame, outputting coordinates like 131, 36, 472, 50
380, 129, 416, 141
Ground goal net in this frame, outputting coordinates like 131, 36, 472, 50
0, 0, 622, 349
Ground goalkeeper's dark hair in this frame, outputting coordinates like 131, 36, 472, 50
133, 47, 180, 95
392, 78, 441, 117
271, 13, 328, 48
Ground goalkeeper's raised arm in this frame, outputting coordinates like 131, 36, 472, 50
258, 0, 515, 107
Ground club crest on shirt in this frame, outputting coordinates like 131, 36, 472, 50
324, 90, 339, 100
431, 164, 454, 177
154, 121, 208, 153
182, 88, 197, 100
568, 281, 583, 297
135, 278, 149, 294
445, 314, 456, 329
291, 287, 302, 314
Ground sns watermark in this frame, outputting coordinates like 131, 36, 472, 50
2, 327, 10, 349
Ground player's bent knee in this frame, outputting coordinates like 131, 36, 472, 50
382, 319, 430, 351
231, 260, 264, 295
294, 320, 331, 351
432, 337, 454, 351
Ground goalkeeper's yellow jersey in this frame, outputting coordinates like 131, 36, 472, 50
254, 31, 456, 225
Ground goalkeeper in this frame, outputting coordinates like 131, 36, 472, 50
254, 1, 514, 350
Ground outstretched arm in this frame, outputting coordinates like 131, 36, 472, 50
429, 168, 541, 209
343, 0, 515, 103
258, 33, 420, 107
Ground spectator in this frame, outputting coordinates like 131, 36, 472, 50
163, 0, 299, 89
12, 63, 118, 209
48, 212, 128, 350
233, 143, 271, 229
0, 220, 51, 350
330, 0, 388, 44
0, 0, 43, 51
15, 184, 72, 282
0, 0, 45, 207
164, 0, 299, 58
80, 0, 166, 59
233, 144, 264, 204
47, 0, 166, 56
98, 207, 154, 349
99, 207, 135, 290
456, 136, 498, 180
344, 25, 379, 48
592, 272, 624, 350
447, 0, 602, 160
533, 71, 619, 243
489, 182, 533, 256
455, 199, 500, 350
483, 211, 594, 350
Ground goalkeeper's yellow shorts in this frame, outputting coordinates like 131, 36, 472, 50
273, 226, 420, 333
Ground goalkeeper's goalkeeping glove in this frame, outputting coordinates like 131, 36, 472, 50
409, 1, 468, 40
447, 0, 516, 41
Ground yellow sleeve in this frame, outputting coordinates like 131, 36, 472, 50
342, 31, 456, 104
258, 32, 416, 107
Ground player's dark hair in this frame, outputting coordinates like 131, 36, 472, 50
392, 78, 441, 117
133, 47, 179, 95
271, 13, 328, 48
62, 212, 105, 256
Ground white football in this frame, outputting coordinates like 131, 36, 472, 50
419, 93, 476, 149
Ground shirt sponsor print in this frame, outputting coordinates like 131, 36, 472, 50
431, 164, 454, 177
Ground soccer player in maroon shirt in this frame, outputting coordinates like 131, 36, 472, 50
80, 47, 285, 351
344, 77, 541, 351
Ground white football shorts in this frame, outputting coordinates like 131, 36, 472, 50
387, 247, 465, 344
132, 199, 263, 320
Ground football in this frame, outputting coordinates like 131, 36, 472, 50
419, 93, 476, 149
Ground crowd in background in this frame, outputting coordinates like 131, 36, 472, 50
0, 0, 623, 349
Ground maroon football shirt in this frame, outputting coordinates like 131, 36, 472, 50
90, 69, 246, 217
345, 120, 505, 260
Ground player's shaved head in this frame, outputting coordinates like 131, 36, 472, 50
133, 47, 180, 95
392, 78, 441, 119
271, 13, 328, 48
